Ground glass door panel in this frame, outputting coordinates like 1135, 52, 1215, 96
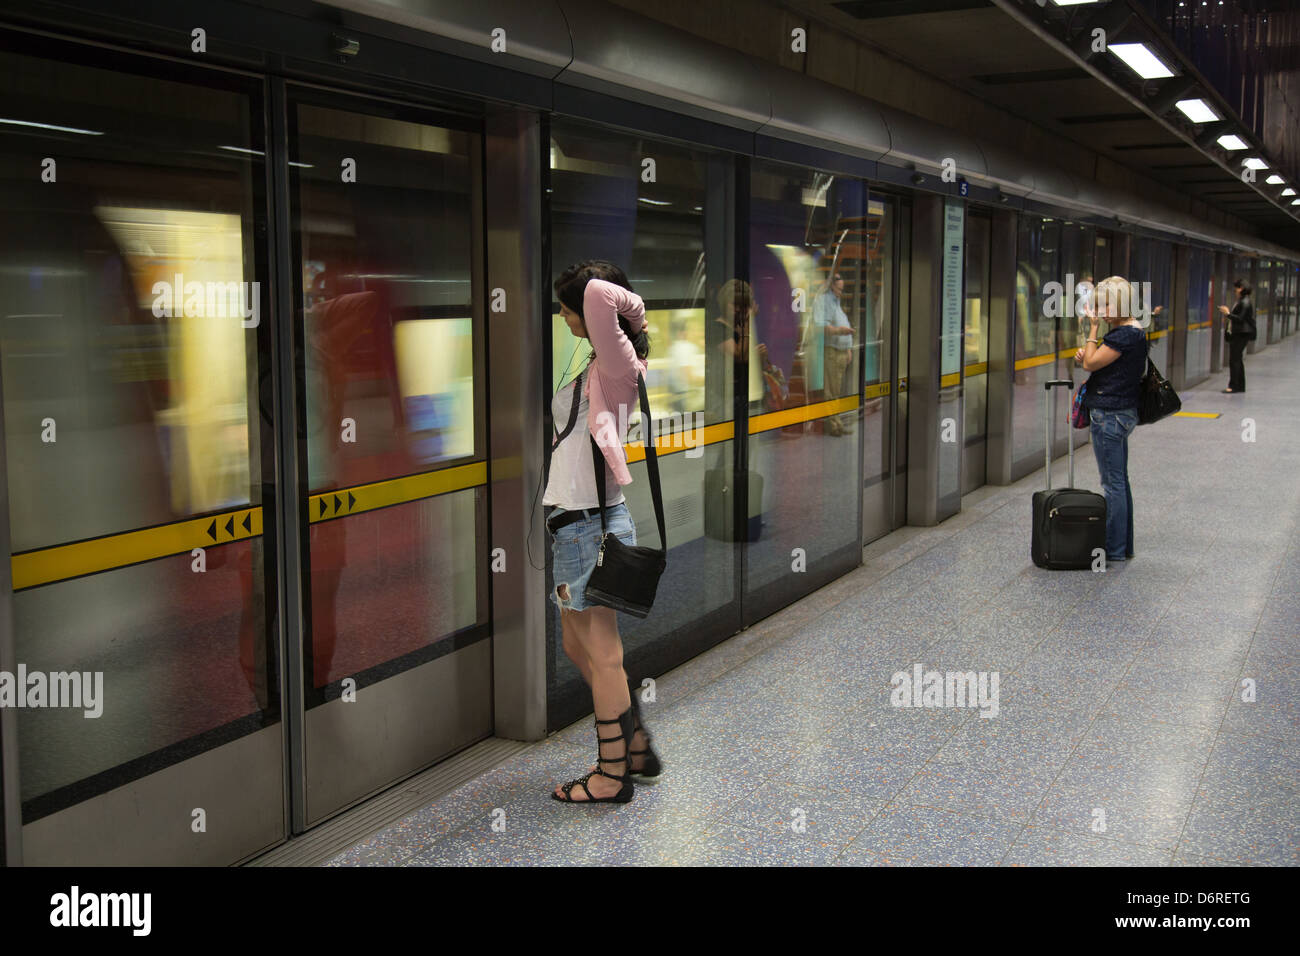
287, 95, 490, 824
862, 196, 897, 543
745, 159, 866, 622
0, 37, 282, 864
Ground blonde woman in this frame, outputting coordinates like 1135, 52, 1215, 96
1075, 276, 1149, 562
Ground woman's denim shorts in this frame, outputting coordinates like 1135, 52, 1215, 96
549, 502, 636, 612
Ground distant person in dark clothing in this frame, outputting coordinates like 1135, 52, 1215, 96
1075, 276, 1149, 563
1219, 282, 1255, 393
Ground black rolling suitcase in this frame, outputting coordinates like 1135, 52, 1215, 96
1031, 380, 1107, 570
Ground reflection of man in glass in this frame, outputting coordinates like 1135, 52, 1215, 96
714, 278, 764, 405
814, 272, 855, 435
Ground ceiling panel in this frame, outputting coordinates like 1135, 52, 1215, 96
787, 0, 1298, 241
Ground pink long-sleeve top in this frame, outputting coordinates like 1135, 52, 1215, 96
582, 278, 648, 487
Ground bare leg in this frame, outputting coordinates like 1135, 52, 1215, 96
560, 599, 594, 684
561, 599, 650, 771
554, 605, 632, 800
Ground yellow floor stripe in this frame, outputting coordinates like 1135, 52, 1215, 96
1187, 322, 1212, 330
308, 461, 486, 523
12, 507, 264, 590
964, 362, 988, 377
1172, 411, 1221, 419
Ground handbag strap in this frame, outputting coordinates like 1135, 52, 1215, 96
590, 372, 666, 552
552, 368, 584, 451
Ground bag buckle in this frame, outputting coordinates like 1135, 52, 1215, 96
596, 533, 607, 567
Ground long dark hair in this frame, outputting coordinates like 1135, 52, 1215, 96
554, 259, 650, 359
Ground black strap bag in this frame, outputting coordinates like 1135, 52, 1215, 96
1137, 358, 1181, 425
584, 372, 667, 618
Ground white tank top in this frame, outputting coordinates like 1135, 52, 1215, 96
543, 371, 624, 510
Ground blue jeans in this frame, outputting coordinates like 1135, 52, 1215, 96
548, 502, 636, 612
1088, 406, 1138, 561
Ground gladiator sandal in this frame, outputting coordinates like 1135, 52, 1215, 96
552, 707, 635, 804
628, 688, 662, 778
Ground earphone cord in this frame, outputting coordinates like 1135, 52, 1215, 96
525, 342, 588, 571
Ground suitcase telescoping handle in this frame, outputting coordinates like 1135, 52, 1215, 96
1043, 379, 1075, 491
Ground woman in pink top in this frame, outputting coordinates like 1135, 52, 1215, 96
547, 261, 662, 803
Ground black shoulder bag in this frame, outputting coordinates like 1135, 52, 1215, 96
584, 372, 667, 618
1137, 357, 1181, 425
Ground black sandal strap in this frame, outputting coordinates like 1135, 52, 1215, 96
558, 775, 593, 801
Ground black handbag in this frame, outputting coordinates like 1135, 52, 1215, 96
1137, 358, 1181, 425
584, 372, 667, 618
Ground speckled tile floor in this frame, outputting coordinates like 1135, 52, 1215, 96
326, 337, 1300, 867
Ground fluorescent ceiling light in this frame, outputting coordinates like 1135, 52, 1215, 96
1174, 99, 1218, 123
1265, 175, 1284, 185
1109, 43, 1176, 80
1283, 188, 1297, 196
1217, 134, 1248, 150
1292, 199, 1300, 206
1242, 157, 1268, 170
0, 117, 103, 135
1051, 0, 1100, 5
220, 145, 311, 168
637, 197, 671, 206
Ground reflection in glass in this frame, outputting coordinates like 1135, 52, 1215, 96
746, 160, 866, 599
1012, 217, 1061, 472
548, 127, 717, 428
292, 103, 484, 692
0, 49, 273, 817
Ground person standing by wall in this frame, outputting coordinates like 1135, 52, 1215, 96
1219, 281, 1254, 393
